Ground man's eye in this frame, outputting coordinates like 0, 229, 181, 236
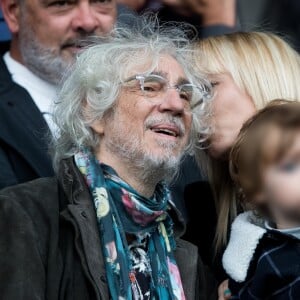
91, 0, 113, 4
49, 0, 71, 6
179, 85, 193, 102
143, 82, 163, 93
179, 91, 191, 102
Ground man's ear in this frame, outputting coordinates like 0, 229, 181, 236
83, 99, 106, 135
90, 119, 105, 135
1, 0, 21, 33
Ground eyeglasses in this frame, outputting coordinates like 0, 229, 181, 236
123, 74, 211, 112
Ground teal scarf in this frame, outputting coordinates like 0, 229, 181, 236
75, 149, 186, 300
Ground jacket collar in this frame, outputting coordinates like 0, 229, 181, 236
168, 200, 186, 238
58, 157, 90, 205
0, 41, 10, 57
0, 48, 12, 91
222, 211, 266, 282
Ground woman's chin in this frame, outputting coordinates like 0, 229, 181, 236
207, 140, 232, 161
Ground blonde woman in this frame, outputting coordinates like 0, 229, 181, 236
190, 32, 300, 259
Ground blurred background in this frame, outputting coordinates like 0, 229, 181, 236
237, 0, 300, 52
1, 0, 300, 52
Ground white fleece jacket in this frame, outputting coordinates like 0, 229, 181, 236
222, 211, 267, 282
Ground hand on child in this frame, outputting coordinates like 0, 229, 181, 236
218, 280, 231, 300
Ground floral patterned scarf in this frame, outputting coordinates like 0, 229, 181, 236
75, 148, 186, 300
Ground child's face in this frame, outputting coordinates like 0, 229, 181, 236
261, 132, 300, 228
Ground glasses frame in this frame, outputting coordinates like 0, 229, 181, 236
123, 74, 211, 111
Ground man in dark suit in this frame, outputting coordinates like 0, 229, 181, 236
0, 0, 117, 189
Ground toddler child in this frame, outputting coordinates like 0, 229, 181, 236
223, 99, 300, 299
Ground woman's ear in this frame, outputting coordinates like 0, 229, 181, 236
1, 0, 21, 33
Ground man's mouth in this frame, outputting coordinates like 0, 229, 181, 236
62, 40, 91, 52
150, 125, 181, 138
63, 43, 83, 49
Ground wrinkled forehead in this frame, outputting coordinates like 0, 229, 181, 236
122, 53, 189, 84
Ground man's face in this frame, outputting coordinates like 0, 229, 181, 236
96, 55, 193, 181
8, 0, 116, 84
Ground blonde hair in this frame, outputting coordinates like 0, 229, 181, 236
192, 31, 300, 253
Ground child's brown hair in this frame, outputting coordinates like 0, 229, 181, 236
230, 99, 300, 210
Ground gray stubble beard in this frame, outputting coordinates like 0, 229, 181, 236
105, 130, 183, 185
19, 27, 72, 85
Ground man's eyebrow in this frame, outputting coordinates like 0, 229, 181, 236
150, 71, 168, 78
150, 72, 190, 85
177, 77, 190, 85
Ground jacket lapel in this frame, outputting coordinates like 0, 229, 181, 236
59, 159, 109, 300
0, 57, 53, 176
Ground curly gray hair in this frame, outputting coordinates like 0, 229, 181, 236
52, 18, 211, 170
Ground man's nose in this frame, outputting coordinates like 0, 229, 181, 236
157, 88, 186, 115
72, 3, 100, 33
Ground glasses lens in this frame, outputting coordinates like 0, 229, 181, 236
178, 84, 194, 103
142, 75, 166, 97
124, 74, 211, 112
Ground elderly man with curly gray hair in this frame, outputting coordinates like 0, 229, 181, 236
0, 22, 215, 300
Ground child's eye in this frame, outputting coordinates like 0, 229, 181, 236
279, 162, 298, 172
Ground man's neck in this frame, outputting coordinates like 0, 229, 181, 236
96, 150, 158, 198
9, 40, 24, 65
118, 167, 156, 198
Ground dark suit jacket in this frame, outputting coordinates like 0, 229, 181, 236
0, 54, 54, 189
